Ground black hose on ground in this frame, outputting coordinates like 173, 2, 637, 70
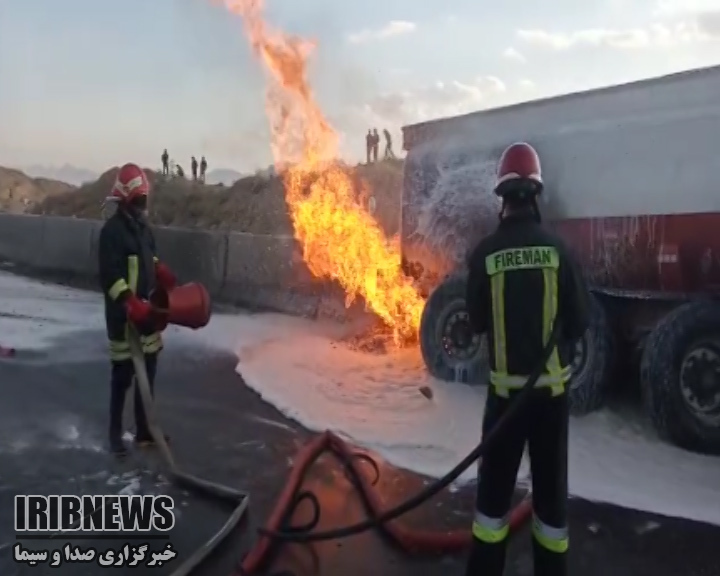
127, 330, 250, 576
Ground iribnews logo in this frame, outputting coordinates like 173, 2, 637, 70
15, 495, 175, 533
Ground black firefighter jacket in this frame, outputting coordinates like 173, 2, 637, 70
98, 209, 163, 361
466, 212, 591, 397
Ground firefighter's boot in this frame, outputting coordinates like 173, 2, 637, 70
464, 538, 507, 576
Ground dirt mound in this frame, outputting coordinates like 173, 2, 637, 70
355, 159, 404, 236
0, 167, 76, 213
34, 159, 404, 236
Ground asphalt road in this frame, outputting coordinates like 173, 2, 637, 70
0, 325, 719, 576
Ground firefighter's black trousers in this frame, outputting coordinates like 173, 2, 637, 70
109, 353, 158, 444
465, 387, 569, 576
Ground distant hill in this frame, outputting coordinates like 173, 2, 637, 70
22, 164, 245, 187
0, 167, 76, 213
204, 168, 244, 186
23, 164, 98, 186
34, 158, 404, 236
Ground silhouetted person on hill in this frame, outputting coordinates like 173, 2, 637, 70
200, 157, 207, 183
383, 129, 396, 159
365, 129, 373, 164
372, 128, 380, 163
191, 157, 198, 181
176, 164, 185, 179
161, 149, 169, 175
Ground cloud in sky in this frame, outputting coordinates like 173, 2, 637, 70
355, 76, 508, 129
518, 79, 536, 91
503, 47, 526, 62
697, 10, 720, 36
653, 0, 719, 17
346, 20, 416, 44
516, 10, 720, 50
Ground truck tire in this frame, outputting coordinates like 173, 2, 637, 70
640, 301, 720, 454
568, 294, 614, 415
419, 274, 487, 384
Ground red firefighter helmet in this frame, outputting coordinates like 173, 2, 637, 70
111, 163, 150, 203
494, 142, 543, 198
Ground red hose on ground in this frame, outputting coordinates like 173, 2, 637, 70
238, 430, 532, 575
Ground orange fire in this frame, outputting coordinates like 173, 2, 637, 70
224, 0, 424, 343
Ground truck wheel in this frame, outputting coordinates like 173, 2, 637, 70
640, 301, 720, 454
568, 294, 614, 415
419, 274, 487, 384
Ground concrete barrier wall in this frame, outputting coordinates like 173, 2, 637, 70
221, 232, 322, 316
37, 217, 99, 276
0, 213, 46, 267
153, 226, 227, 298
0, 213, 322, 317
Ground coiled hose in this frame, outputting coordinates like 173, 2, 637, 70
237, 318, 562, 574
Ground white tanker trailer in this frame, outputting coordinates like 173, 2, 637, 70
400, 65, 720, 454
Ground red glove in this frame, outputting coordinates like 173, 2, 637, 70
155, 261, 177, 291
124, 294, 153, 325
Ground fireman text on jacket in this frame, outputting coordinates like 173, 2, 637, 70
486, 246, 559, 275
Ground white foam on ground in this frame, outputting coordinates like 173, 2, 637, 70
2, 272, 719, 525
188, 311, 720, 527
0, 272, 103, 350
0, 413, 105, 455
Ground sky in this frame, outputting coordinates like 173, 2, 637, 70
0, 0, 719, 174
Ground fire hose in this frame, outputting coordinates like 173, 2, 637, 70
91, 314, 559, 576
235, 319, 561, 576
125, 328, 250, 576
42, 325, 250, 576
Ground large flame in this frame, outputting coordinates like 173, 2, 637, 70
224, 0, 424, 343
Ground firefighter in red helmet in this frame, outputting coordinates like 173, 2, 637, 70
98, 163, 177, 456
464, 142, 590, 576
